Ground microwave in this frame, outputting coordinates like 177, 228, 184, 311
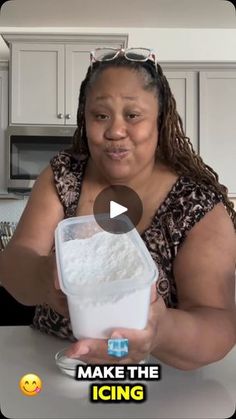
6, 125, 76, 193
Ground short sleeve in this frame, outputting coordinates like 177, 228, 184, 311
50, 150, 87, 217
169, 177, 224, 249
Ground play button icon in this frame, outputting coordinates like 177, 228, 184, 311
110, 201, 128, 219
93, 185, 143, 234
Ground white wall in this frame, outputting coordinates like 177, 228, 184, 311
1, 27, 236, 61
128, 28, 236, 61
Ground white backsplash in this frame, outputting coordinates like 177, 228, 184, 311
0, 198, 28, 222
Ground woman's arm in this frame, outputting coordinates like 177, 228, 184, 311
151, 202, 236, 369
65, 203, 236, 369
0, 165, 66, 315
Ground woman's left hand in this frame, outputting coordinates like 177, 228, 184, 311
66, 285, 167, 364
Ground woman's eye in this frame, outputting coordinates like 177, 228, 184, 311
95, 114, 109, 120
127, 113, 140, 120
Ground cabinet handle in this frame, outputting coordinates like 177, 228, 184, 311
66, 113, 71, 119
57, 113, 64, 119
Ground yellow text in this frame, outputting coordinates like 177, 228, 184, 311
91, 384, 146, 402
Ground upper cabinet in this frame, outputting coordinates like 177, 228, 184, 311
164, 70, 198, 153
163, 64, 236, 197
11, 43, 65, 125
199, 70, 236, 196
65, 45, 95, 126
4, 34, 128, 126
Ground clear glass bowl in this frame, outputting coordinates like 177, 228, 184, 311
55, 348, 86, 377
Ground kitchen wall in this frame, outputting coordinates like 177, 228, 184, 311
1, 27, 236, 61
0, 26, 236, 221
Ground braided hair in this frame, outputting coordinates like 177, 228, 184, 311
71, 55, 236, 230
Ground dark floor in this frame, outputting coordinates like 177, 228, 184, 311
0, 286, 35, 326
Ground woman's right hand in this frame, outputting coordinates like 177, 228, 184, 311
41, 253, 69, 318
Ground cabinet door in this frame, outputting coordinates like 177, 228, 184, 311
165, 71, 198, 153
199, 71, 236, 196
65, 45, 91, 126
11, 43, 65, 125
0, 68, 8, 194
65, 43, 128, 126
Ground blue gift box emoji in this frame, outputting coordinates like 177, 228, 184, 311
107, 338, 129, 358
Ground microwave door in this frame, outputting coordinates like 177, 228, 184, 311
8, 134, 72, 193
9, 140, 35, 192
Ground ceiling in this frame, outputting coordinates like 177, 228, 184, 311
0, 0, 235, 29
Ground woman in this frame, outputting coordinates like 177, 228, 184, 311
0, 47, 235, 370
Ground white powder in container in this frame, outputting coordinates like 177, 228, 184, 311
61, 230, 147, 289
58, 230, 156, 338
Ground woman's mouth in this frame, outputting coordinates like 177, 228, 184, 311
105, 149, 130, 160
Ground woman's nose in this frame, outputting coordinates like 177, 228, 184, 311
105, 118, 127, 140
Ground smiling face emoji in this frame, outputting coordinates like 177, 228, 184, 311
19, 373, 42, 396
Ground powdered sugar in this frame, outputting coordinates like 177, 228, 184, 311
56, 222, 157, 338
61, 231, 147, 288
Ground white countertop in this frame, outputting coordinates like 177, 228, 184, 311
0, 326, 235, 419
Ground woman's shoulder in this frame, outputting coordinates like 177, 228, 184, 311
156, 163, 224, 212
165, 174, 226, 238
50, 149, 88, 172
175, 175, 224, 206
49, 149, 88, 215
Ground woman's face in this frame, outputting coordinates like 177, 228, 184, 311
85, 67, 159, 183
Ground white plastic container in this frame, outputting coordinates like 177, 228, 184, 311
55, 214, 158, 339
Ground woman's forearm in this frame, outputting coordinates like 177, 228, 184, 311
0, 245, 47, 306
151, 305, 236, 370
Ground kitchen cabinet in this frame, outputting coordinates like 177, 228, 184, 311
164, 70, 198, 153
10, 43, 91, 125
199, 71, 236, 197
0, 63, 8, 194
65, 45, 95, 126
11, 43, 65, 125
163, 64, 236, 197
5, 34, 128, 125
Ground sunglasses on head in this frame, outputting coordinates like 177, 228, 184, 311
90, 47, 156, 66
